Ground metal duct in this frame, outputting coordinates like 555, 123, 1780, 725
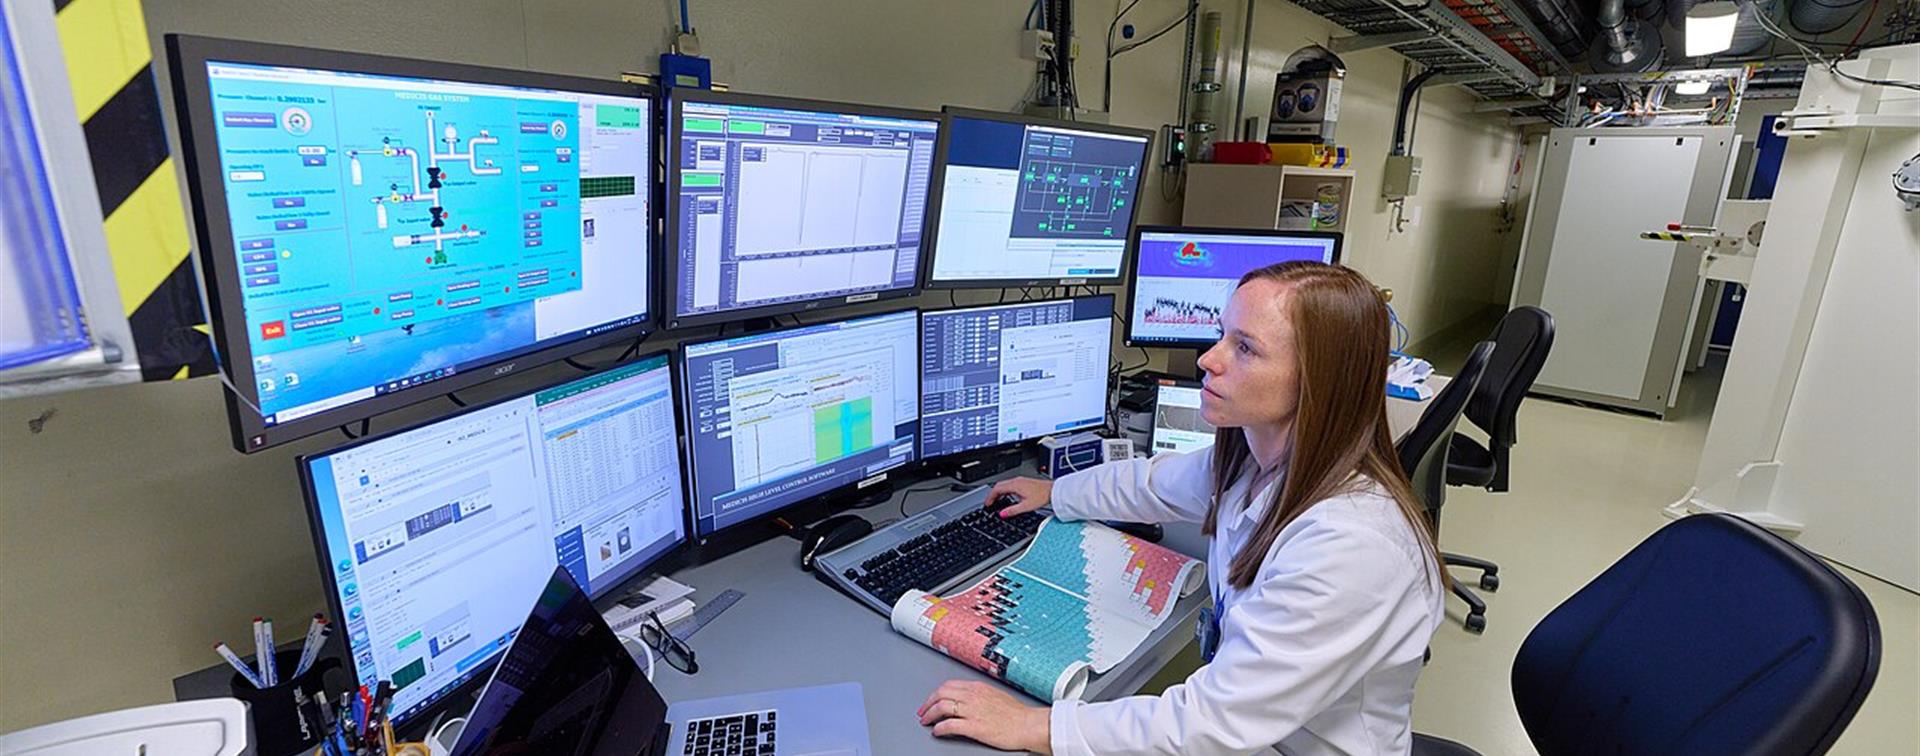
1668, 0, 1781, 56
1790, 0, 1870, 34
1513, 0, 1597, 59
1591, 0, 1666, 71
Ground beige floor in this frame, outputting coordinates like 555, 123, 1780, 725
1142, 352, 1920, 754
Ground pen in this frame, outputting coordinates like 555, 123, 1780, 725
260, 617, 279, 686
293, 614, 329, 678
214, 642, 265, 689
251, 617, 268, 685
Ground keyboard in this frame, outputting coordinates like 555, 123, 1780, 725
812, 486, 1049, 614
681, 709, 776, 756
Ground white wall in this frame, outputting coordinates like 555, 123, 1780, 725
0, 0, 1521, 730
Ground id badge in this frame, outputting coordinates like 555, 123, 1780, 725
1196, 607, 1222, 663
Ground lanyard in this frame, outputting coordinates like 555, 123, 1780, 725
1197, 569, 1230, 663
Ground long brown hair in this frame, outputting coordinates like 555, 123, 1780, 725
1202, 262, 1443, 589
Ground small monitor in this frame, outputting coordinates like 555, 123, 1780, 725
298, 352, 687, 727
919, 294, 1114, 461
925, 109, 1152, 288
665, 90, 941, 329
1125, 226, 1343, 349
680, 309, 920, 538
1150, 379, 1216, 456
167, 36, 658, 452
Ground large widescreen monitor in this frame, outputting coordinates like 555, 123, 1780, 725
167, 35, 657, 452
1124, 226, 1342, 348
679, 309, 920, 538
665, 90, 940, 329
924, 109, 1151, 288
298, 352, 687, 728
919, 295, 1113, 460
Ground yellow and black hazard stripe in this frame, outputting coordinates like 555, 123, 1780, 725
55, 0, 215, 381
1639, 231, 1695, 242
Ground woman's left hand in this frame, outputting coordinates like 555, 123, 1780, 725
917, 679, 1052, 753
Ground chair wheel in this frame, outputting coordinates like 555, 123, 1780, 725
1480, 574, 1501, 592
1464, 614, 1486, 633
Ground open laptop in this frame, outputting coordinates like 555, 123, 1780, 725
452, 567, 871, 756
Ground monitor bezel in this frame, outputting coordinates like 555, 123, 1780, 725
293, 348, 688, 729
1121, 225, 1345, 349
922, 107, 1155, 290
916, 293, 1116, 463
660, 88, 940, 330
676, 306, 923, 542
165, 34, 660, 453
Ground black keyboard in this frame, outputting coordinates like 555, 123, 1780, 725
812, 486, 1047, 614
682, 709, 776, 756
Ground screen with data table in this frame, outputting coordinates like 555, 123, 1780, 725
920, 295, 1113, 460
300, 353, 685, 727
1126, 227, 1342, 348
927, 111, 1150, 287
668, 92, 940, 327
680, 309, 920, 537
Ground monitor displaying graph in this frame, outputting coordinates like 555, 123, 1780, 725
1150, 380, 1215, 456
680, 309, 920, 537
1125, 227, 1342, 348
920, 295, 1114, 460
666, 91, 940, 328
926, 109, 1152, 287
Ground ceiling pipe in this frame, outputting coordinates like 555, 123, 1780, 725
1590, 0, 1666, 72
1790, 0, 1871, 34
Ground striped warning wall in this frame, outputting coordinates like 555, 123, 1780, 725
54, 0, 215, 381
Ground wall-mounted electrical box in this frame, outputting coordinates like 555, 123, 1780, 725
1383, 155, 1422, 199
1160, 124, 1187, 167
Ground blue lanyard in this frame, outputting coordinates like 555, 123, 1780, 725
1197, 577, 1227, 663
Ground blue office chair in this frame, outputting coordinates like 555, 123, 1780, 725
1397, 341, 1496, 631
1414, 513, 1883, 755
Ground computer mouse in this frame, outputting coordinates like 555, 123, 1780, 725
986, 492, 1021, 513
800, 515, 873, 572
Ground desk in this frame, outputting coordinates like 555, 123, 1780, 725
175, 387, 1441, 754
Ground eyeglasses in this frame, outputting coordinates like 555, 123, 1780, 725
638, 610, 699, 675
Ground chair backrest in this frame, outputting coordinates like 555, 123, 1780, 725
1512, 513, 1882, 756
1397, 341, 1493, 525
1463, 306, 1554, 449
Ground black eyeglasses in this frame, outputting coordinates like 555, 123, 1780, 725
638, 610, 699, 675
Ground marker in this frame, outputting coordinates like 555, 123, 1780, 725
260, 618, 279, 687
293, 614, 329, 678
251, 617, 269, 685
215, 642, 265, 689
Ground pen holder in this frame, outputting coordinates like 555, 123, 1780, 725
228, 650, 341, 756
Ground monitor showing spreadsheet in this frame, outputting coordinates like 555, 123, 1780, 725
1125, 226, 1342, 348
679, 309, 920, 537
298, 352, 686, 727
925, 109, 1151, 288
665, 90, 940, 328
919, 295, 1113, 460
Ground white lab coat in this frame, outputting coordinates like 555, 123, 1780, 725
1046, 445, 1444, 756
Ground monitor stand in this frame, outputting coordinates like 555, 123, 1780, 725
944, 446, 1026, 484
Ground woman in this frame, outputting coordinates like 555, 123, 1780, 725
917, 262, 1445, 755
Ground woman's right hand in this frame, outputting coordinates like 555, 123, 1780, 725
985, 477, 1053, 518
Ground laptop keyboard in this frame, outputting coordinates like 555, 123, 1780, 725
682, 709, 777, 756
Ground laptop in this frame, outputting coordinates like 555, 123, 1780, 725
452, 567, 871, 756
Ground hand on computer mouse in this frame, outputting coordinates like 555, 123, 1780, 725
984, 477, 1051, 518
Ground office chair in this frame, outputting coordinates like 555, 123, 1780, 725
1395, 341, 1494, 632
1439, 306, 1556, 620
1413, 513, 1882, 756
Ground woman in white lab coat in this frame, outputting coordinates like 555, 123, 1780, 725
917, 261, 1446, 755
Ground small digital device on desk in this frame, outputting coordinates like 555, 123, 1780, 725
1037, 431, 1109, 477
298, 352, 688, 728
1124, 226, 1343, 349
452, 567, 873, 756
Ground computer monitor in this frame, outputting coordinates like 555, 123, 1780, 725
167, 36, 658, 452
680, 309, 920, 538
925, 109, 1152, 288
919, 294, 1114, 461
1124, 226, 1343, 349
1150, 378, 1216, 456
664, 90, 940, 329
298, 352, 687, 727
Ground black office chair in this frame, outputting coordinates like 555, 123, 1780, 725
1396, 341, 1494, 632
1438, 306, 1556, 617
1413, 513, 1882, 756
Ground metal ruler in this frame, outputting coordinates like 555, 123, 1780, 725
648, 588, 744, 663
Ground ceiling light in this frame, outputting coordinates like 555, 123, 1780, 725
1686, 1, 1741, 57
1675, 79, 1714, 95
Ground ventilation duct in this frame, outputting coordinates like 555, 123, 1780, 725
1591, 0, 1666, 71
1514, 0, 1597, 59
1790, 0, 1870, 34
1669, 0, 1781, 56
